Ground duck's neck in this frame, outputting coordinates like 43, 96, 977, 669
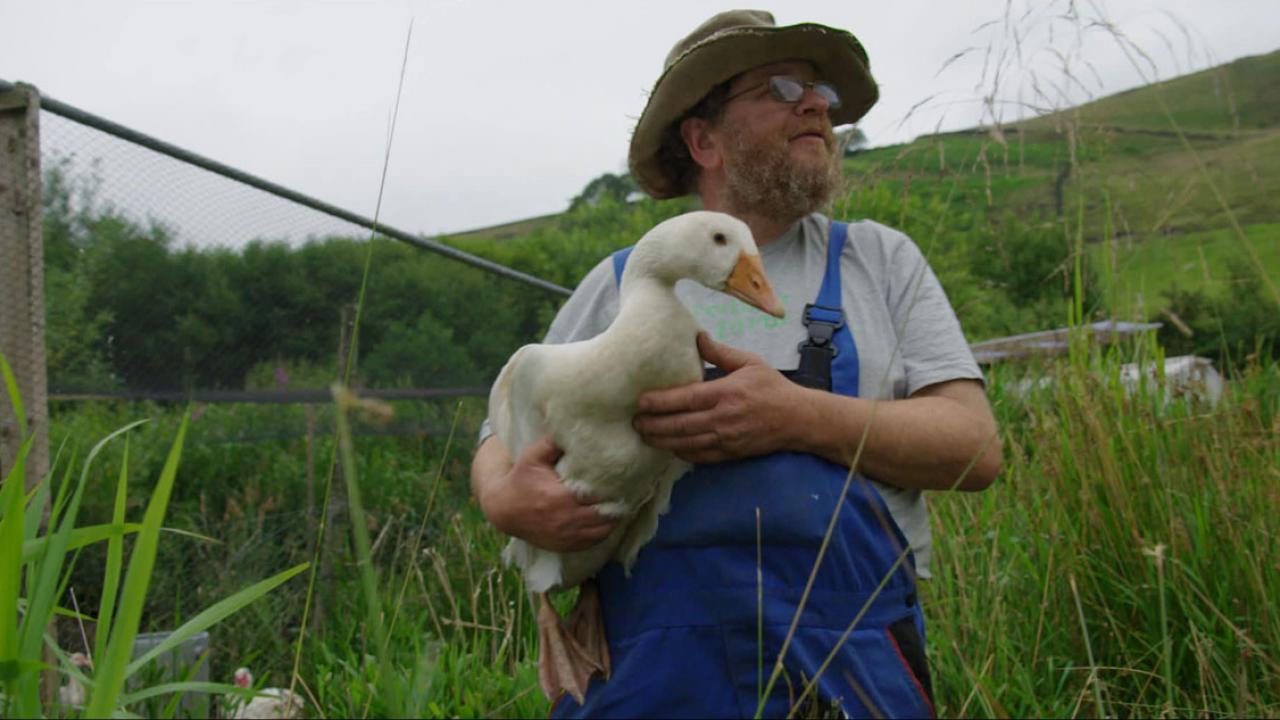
597, 270, 704, 396
611, 275, 697, 343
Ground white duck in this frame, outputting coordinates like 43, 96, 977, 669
489, 210, 784, 702
226, 667, 304, 719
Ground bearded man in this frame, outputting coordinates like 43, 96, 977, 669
470, 10, 1002, 718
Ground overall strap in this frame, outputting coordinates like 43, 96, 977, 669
792, 220, 858, 394
611, 246, 635, 287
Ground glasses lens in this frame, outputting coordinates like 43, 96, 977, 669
815, 82, 841, 109
767, 76, 841, 108
768, 76, 805, 102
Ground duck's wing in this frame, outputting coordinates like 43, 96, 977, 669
492, 343, 575, 590
488, 344, 552, 459
614, 456, 690, 573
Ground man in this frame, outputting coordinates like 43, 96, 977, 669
471, 10, 1001, 717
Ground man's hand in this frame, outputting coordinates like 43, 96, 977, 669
474, 436, 617, 552
632, 332, 809, 463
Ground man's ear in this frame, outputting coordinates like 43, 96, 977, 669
680, 116, 722, 171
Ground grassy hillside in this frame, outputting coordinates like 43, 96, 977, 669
1093, 222, 1280, 316
841, 48, 1280, 323
1020, 48, 1280, 133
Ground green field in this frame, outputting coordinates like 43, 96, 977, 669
837, 48, 1280, 330
1093, 222, 1280, 318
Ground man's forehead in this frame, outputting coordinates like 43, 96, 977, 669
734, 59, 820, 84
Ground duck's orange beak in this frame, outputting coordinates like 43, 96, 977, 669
725, 251, 785, 319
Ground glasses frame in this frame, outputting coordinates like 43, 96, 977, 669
724, 75, 842, 110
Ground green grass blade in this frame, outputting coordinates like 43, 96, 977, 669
331, 386, 392, 713
155, 649, 207, 719
0, 439, 37, 714
21, 523, 142, 564
15, 597, 97, 623
0, 658, 43, 684
86, 415, 187, 717
19, 524, 211, 566
117, 680, 249, 706
42, 448, 75, 541
21, 455, 55, 545
124, 562, 308, 678
157, 526, 220, 544
1, 437, 33, 528
0, 353, 27, 439
0, 437, 32, 677
19, 420, 148, 666
97, 438, 132, 666
1069, 572, 1108, 718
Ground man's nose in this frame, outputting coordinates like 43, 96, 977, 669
795, 86, 830, 115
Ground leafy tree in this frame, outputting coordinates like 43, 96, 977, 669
568, 172, 639, 212
44, 263, 114, 391
361, 312, 479, 387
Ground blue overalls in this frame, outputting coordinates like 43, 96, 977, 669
552, 221, 935, 719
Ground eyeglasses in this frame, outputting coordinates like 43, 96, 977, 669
724, 75, 842, 109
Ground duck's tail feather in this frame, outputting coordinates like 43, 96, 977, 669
503, 539, 563, 593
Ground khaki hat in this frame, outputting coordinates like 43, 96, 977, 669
629, 10, 878, 199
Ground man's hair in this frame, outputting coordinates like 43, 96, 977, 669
653, 79, 733, 196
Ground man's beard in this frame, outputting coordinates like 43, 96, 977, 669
721, 124, 843, 221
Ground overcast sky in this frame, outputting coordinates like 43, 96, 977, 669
2, 0, 1276, 242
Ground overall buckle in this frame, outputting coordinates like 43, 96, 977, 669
799, 303, 844, 356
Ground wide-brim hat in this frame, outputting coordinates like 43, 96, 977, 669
629, 10, 879, 199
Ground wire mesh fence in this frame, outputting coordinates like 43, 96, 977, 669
17, 81, 568, 442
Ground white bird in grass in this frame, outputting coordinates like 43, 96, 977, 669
58, 652, 92, 708
226, 667, 304, 719
489, 210, 785, 702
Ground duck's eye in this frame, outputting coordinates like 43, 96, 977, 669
713, 232, 727, 246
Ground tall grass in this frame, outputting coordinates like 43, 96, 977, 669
928, 346, 1279, 717
33, 344, 1279, 718
0, 353, 308, 718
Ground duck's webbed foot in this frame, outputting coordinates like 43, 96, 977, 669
567, 580, 610, 680
536, 586, 609, 703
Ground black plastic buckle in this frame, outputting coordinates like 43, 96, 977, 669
799, 303, 844, 356
791, 304, 845, 391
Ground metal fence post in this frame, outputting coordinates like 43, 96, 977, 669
0, 81, 49, 493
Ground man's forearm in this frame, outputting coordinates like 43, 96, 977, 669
470, 435, 512, 512
468, 435, 619, 551
791, 381, 1002, 491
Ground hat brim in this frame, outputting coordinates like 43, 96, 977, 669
629, 23, 878, 199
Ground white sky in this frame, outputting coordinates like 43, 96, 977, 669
2, 0, 1277, 240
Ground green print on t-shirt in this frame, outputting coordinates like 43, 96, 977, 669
690, 292, 792, 341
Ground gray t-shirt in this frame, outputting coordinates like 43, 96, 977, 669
480, 212, 983, 577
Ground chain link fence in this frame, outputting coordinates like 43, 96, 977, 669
2, 78, 569, 444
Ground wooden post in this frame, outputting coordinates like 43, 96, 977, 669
0, 82, 49, 493
0, 81, 55, 708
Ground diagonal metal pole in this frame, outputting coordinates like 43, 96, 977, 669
0, 77, 571, 298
